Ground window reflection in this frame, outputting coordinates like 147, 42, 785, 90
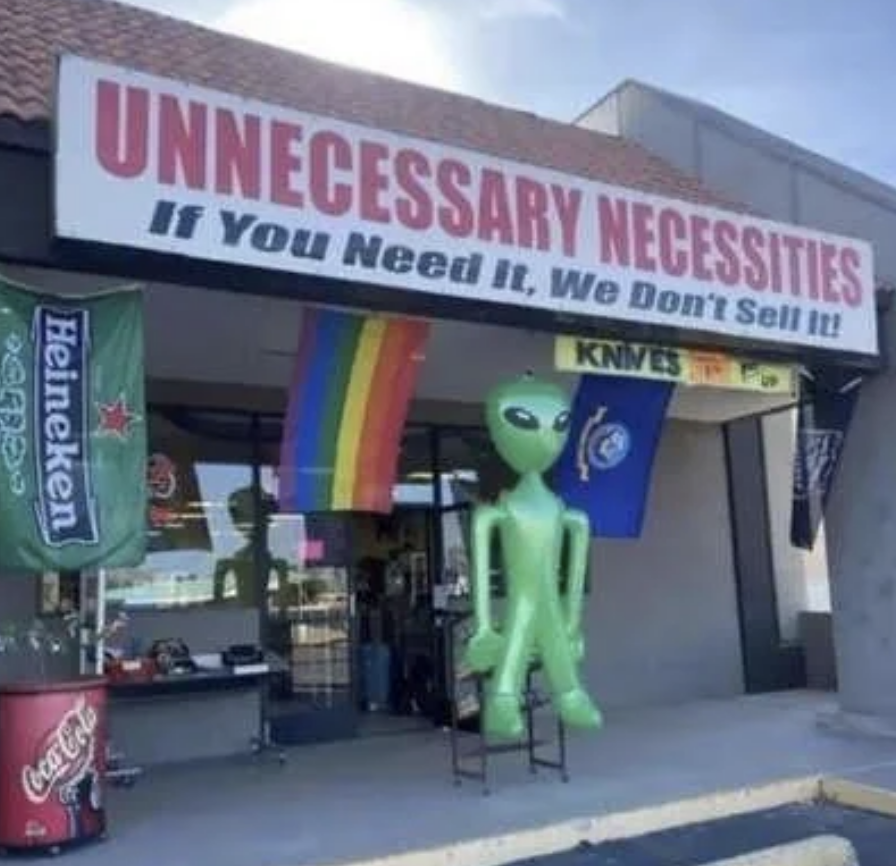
103, 416, 511, 617
106, 412, 255, 609
97, 408, 518, 729
211, 485, 288, 607
435, 429, 513, 600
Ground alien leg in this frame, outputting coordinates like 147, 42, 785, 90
536, 593, 602, 730
484, 597, 535, 740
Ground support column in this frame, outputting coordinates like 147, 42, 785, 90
823, 305, 896, 733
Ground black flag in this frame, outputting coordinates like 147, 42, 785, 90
790, 366, 863, 550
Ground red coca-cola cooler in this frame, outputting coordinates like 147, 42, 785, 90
0, 677, 107, 854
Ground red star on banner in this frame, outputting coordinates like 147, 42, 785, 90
96, 395, 141, 440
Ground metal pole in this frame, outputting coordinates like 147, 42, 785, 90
77, 571, 89, 675
94, 569, 107, 675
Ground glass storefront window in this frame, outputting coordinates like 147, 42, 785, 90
95, 406, 507, 733
106, 411, 256, 609
102, 413, 506, 615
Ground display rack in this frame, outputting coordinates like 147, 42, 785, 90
286, 605, 352, 712
444, 616, 569, 795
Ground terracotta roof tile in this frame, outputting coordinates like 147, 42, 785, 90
0, 0, 746, 211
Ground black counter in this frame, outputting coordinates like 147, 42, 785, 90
108, 668, 270, 700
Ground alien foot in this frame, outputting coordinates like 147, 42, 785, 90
556, 689, 603, 730
483, 693, 525, 741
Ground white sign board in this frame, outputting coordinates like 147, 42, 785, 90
54, 55, 879, 356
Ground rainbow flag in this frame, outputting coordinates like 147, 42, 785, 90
279, 307, 429, 514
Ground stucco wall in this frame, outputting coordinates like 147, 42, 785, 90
585, 419, 744, 709
824, 302, 896, 717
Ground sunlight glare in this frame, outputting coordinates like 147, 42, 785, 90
216, 0, 464, 92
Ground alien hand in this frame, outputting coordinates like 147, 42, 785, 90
464, 628, 505, 672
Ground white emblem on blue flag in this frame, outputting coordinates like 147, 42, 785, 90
586, 422, 631, 471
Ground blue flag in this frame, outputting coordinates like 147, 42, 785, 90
553, 375, 673, 538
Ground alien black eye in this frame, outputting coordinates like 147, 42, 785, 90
503, 406, 539, 430
553, 411, 571, 432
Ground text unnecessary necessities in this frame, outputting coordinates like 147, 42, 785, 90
54, 56, 878, 355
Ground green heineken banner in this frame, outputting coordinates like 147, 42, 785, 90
0, 277, 147, 571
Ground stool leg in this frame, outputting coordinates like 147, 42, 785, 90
479, 678, 490, 796
527, 683, 537, 774
558, 715, 569, 783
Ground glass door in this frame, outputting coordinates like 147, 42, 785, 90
258, 423, 358, 745
351, 427, 440, 730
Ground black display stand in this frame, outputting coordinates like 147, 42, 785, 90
445, 616, 569, 795
107, 666, 286, 771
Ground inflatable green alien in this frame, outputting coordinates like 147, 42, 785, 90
464, 373, 603, 740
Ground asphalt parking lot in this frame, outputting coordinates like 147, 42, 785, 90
512, 802, 896, 865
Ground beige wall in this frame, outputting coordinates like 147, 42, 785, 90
584, 420, 745, 709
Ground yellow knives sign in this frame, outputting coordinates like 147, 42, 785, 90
555, 336, 796, 395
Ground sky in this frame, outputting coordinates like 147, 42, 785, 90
127, 0, 896, 185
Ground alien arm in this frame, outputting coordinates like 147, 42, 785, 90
470, 503, 503, 634
562, 508, 591, 631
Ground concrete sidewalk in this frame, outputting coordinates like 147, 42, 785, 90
56, 691, 896, 866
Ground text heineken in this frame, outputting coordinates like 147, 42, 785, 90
0, 277, 146, 571
32, 306, 99, 546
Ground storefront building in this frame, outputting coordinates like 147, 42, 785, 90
0, 0, 884, 765
577, 81, 896, 728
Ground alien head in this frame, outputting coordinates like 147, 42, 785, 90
228, 486, 278, 535
485, 373, 572, 475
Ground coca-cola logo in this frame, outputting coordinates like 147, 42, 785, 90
21, 696, 99, 805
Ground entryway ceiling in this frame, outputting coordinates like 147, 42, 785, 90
3, 265, 795, 423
